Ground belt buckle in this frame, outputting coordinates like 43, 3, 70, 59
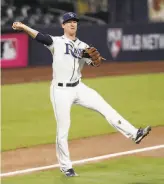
58, 80, 79, 87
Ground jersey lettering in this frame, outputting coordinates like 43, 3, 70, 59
65, 43, 83, 59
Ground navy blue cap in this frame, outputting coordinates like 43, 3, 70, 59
62, 12, 79, 24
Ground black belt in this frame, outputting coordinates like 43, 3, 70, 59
58, 80, 79, 87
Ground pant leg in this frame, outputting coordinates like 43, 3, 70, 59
50, 84, 74, 171
75, 82, 138, 139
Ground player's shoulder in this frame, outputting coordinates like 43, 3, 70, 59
77, 39, 89, 48
48, 36, 65, 43
49, 36, 61, 41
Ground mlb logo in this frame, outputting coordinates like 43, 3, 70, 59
1, 39, 17, 60
107, 28, 122, 59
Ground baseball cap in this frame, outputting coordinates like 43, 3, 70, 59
62, 12, 79, 24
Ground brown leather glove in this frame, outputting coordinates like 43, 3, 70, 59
82, 47, 106, 67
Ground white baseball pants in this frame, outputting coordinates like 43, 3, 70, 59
50, 81, 138, 171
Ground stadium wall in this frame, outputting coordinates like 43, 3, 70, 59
1, 22, 164, 68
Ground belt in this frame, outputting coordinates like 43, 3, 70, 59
58, 80, 79, 87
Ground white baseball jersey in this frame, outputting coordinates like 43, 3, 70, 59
48, 34, 138, 172
45, 35, 91, 84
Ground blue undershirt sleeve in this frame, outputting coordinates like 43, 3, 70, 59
35, 33, 53, 46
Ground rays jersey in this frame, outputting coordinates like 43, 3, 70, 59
45, 35, 91, 84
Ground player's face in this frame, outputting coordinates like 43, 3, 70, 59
62, 20, 78, 36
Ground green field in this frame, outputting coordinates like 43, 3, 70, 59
2, 73, 164, 151
2, 157, 164, 184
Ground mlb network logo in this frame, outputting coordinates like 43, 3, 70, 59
107, 28, 122, 59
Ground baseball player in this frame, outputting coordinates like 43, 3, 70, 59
12, 12, 151, 177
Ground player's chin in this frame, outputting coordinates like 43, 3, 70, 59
70, 29, 77, 34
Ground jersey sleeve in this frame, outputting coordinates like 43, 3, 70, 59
82, 43, 92, 65
44, 36, 57, 54
83, 58, 92, 65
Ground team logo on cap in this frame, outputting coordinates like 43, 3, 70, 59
107, 28, 122, 59
69, 13, 74, 17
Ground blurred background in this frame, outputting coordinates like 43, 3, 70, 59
1, 0, 164, 68
1, 0, 164, 28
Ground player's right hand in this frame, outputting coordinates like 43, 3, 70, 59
12, 22, 25, 31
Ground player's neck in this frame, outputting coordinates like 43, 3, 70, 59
64, 33, 76, 41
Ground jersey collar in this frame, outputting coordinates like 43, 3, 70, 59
62, 35, 79, 43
